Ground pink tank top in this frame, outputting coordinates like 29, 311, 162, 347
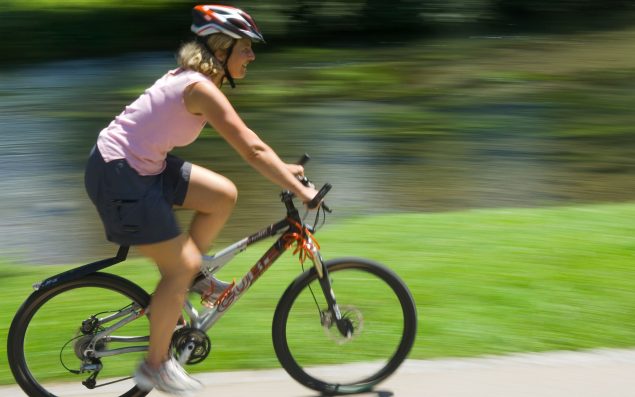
97, 68, 211, 175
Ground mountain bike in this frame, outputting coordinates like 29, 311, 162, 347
7, 155, 418, 396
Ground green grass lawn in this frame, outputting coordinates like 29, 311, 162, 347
1, 202, 634, 384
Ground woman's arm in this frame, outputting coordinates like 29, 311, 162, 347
184, 81, 318, 203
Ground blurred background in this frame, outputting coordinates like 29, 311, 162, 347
1, 0, 634, 264
2, 1, 635, 386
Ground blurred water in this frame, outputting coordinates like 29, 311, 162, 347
1, 40, 634, 264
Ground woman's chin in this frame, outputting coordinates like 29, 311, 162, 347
235, 68, 248, 79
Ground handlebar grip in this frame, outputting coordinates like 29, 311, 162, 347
308, 183, 332, 209
297, 153, 311, 166
296, 153, 312, 187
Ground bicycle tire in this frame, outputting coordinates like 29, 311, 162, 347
272, 257, 417, 395
7, 272, 152, 397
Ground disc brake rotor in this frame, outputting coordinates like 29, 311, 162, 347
322, 305, 364, 345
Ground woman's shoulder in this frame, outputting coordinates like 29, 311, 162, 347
154, 68, 215, 98
168, 67, 211, 83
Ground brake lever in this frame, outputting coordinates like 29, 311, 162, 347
298, 176, 314, 188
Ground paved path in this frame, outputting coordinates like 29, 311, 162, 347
3, 348, 635, 396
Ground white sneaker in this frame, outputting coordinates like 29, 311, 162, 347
134, 358, 203, 396
190, 275, 232, 306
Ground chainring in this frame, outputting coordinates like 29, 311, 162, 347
171, 327, 212, 365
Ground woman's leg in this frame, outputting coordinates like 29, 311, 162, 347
137, 235, 201, 367
137, 164, 237, 368
180, 164, 238, 254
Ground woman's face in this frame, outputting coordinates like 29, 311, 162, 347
226, 38, 255, 79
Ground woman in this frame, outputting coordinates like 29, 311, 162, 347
84, 5, 318, 396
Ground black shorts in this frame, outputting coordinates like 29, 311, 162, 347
84, 146, 191, 246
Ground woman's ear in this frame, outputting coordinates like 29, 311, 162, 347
214, 49, 227, 63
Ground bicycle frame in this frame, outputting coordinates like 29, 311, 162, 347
187, 192, 329, 331
84, 192, 340, 361
187, 219, 297, 329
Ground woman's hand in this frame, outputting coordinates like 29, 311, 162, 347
285, 163, 320, 206
285, 163, 305, 179
298, 185, 320, 207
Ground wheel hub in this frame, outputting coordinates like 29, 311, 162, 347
322, 305, 364, 345
73, 334, 105, 360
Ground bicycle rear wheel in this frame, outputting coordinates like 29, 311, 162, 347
272, 258, 417, 395
7, 272, 151, 397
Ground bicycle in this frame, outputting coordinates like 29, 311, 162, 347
7, 155, 418, 396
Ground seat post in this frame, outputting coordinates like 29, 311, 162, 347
116, 245, 130, 261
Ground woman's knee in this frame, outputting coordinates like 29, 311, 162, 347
209, 172, 238, 207
174, 239, 203, 276
198, 177, 237, 216
220, 178, 238, 208
185, 166, 238, 214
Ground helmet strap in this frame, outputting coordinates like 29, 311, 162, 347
223, 45, 236, 89
197, 36, 236, 89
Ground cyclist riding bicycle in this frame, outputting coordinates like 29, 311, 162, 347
84, 5, 318, 396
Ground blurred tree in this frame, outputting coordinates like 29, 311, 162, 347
492, 0, 635, 29
2, 0, 635, 65
360, 0, 425, 33
281, 0, 425, 40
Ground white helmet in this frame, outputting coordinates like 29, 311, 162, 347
191, 5, 265, 43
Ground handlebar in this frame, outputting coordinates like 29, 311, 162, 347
297, 153, 311, 166
307, 183, 332, 210
295, 153, 332, 212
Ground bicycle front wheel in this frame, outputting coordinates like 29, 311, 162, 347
272, 258, 417, 395
7, 272, 151, 397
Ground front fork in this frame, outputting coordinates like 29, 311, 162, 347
307, 238, 350, 337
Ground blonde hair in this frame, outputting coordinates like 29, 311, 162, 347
177, 34, 235, 77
